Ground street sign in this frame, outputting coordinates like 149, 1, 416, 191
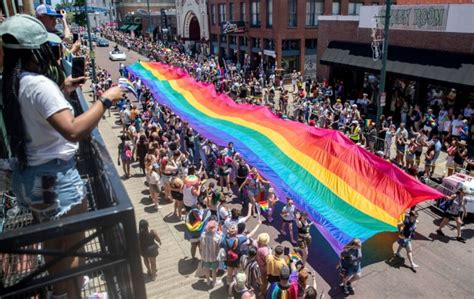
380, 92, 386, 107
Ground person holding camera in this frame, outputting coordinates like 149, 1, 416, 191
1, 15, 123, 299
295, 211, 313, 265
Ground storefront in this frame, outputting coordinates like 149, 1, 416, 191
317, 4, 474, 116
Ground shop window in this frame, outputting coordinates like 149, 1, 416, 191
305, 0, 324, 27
264, 39, 275, 50
239, 36, 248, 46
282, 39, 300, 51
252, 38, 262, 49
229, 36, 237, 45
219, 4, 227, 23
267, 0, 273, 28
288, 0, 298, 28
305, 39, 317, 50
332, 0, 341, 15
229, 3, 234, 21
251, 0, 261, 27
348, 1, 363, 16
240, 2, 247, 22
220, 35, 227, 43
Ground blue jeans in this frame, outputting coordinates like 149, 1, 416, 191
11, 158, 85, 223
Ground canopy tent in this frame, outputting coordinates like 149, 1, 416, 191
128, 61, 443, 252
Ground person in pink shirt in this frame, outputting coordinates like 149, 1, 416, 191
256, 233, 271, 297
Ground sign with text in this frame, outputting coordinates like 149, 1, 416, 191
379, 5, 449, 31
221, 21, 246, 35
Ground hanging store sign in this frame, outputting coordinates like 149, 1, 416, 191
221, 21, 246, 35
378, 5, 449, 31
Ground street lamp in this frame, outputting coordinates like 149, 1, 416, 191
84, 0, 97, 84
377, 0, 391, 122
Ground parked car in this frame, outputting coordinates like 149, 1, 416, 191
109, 48, 126, 61
97, 38, 109, 47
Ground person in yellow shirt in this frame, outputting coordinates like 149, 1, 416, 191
349, 121, 361, 143
266, 245, 286, 285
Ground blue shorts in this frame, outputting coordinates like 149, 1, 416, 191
11, 158, 85, 223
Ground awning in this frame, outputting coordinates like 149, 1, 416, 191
321, 41, 474, 87
119, 24, 130, 31
128, 25, 141, 32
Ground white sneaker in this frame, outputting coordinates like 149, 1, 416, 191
411, 263, 419, 268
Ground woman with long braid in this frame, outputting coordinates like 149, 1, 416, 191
1, 15, 122, 299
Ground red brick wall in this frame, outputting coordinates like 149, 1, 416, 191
317, 20, 474, 79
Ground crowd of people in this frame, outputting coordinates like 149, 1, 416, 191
0, 6, 471, 297
100, 28, 473, 181
99, 29, 468, 298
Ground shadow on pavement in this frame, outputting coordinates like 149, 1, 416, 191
178, 257, 199, 276
163, 213, 181, 224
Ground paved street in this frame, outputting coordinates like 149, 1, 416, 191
90, 43, 474, 298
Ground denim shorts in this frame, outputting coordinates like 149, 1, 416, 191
11, 158, 85, 223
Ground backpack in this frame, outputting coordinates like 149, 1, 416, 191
226, 238, 240, 262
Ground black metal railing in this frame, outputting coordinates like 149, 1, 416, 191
0, 63, 146, 298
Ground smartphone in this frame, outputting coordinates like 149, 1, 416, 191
73, 33, 79, 43
284, 247, 290, 256
71, 56, 86, 82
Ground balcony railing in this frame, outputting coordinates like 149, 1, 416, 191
0, 62, 146, 298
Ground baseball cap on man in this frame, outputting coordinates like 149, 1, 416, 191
36, 4, 63, 18
0, 14, 61, 49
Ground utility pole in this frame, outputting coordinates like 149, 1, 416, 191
84, 0, 97, 85
146, 0, 151, 40
377, 0, 391, 122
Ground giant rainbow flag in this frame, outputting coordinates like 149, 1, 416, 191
128, 62, 443, 252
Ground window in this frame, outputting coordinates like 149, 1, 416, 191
332, 0, 340, 15
211, 5, 216, 25
211, 34, 218, 43
288, 0, 297, 28
229, 3, 234, 21
266, 0, 273, 27
239, 36, 248, 46
305, 0, 324, 26
251, 38, 262, 49
240, 2, 246, 22
219, 4, 226, 23
264, 39, 275, 50
220, 35, 227, 43
305, 39, 317, 50
251, 0, 260, 27
229, 35, 237, 45
282, 39, 300, 51
348, 1, 363, 15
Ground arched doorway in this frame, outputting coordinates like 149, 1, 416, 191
188, 16, 201, 40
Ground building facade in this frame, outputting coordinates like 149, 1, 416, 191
115, 0, 175, 23
317, 3, 474, 116
207, 0, 382, 79
175, 0, 210, 53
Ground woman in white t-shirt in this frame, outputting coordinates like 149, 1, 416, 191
281, 198, 297, 244
1, 15, 123, 298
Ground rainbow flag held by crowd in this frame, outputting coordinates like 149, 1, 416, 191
128, 62, 443, 253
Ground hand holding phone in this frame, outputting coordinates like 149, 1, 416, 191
72, 56, 86, 83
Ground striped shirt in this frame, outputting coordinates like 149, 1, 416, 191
200, 231, 222, 263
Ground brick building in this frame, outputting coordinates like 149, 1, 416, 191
317, 3, 474, 116
207, 0, 386, 79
